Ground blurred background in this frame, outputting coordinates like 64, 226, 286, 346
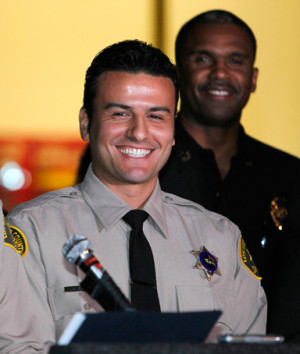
0, 0, 299, 211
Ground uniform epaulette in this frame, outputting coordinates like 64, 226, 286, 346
162, 192, 210, 214
162, 191, 239, 229
8, 186, 81, 216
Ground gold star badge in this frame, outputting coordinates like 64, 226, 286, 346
191, 246, 222, 281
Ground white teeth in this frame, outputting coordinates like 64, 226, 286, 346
119, 147, 151, 158
209, 90, 229, 96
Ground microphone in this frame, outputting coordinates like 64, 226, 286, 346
62, 234, 135, 312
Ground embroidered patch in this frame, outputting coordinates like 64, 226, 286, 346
4, 221, 28, 257
240, 238, 261, 279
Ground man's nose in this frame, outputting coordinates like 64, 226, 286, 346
209, 59, 229, 80
126, 115, 148, 141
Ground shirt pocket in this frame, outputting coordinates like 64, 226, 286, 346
175, 285, 233, 332
47, 283, 83, 339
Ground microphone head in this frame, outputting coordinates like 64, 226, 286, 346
62, 234, 92, 264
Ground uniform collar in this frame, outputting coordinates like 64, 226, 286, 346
80, 164, 168, 237
143, 182, 168, 238
174, 116, 204, 155
175, 115, 252, 163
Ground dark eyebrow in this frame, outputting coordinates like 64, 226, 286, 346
189, 49, 250, 59
149, 106, 171, 114
105, 103, 131, 110
105, 103, 170, 114
229, 52, 250, 59
189, 49, 211, 56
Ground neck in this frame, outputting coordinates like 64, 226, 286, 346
180, 114, 240, 179
102, 179, 156, 209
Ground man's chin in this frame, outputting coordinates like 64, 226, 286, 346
119, 172, 157, 186
198, 113, 241, 128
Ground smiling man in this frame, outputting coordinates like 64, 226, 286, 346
79, 70, 175, 206
178, 20, 257, 130
6, 40, 266, 347
159, 11, 300, 333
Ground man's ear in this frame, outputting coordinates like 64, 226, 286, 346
251, 67, 259, 93
79, 107, 90, 141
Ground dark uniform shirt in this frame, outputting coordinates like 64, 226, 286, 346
159, 117, 300, 311
267, 236, 300, 339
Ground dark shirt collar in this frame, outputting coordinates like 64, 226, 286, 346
175, 115, 252, 163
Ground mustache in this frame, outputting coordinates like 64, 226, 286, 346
198, 80, 238, 94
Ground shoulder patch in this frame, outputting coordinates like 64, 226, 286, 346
239, 237, 261, 280
4, 221, 28, 257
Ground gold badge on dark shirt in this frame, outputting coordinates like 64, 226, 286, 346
270, 195, 288, 231
191, 246, 221, 281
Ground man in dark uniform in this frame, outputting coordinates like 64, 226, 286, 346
159, 10, 300, 336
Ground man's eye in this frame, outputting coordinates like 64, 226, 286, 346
229, 58, 243, 65
149, 114, 163, 120
112, 111, 128, 117
195, 56, 209, 63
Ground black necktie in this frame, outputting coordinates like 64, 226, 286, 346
123, 210, 161, 311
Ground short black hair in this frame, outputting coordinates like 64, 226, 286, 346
175, 10, 257, 66
83, 40, 178, 122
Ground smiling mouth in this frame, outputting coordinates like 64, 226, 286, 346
119, 147, 152, 158
208, 89, 230, 96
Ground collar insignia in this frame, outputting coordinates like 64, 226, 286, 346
180, 150, 191, 162
191, 246, 222, 281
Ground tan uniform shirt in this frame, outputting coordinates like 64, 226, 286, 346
0, 201, 52, 353
6, 166, 267, 345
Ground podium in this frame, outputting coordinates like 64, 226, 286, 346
50, 311, 300, 353
58, 311, 221, 345
50, 343, 300, 354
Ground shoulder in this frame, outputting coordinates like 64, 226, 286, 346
7, 185, 82, 219
5, 186, 84, 256
162, 191, 207, 212
161, 191, 240, 233
244, 134, 299, 167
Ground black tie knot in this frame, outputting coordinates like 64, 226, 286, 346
123, 210, 149, 230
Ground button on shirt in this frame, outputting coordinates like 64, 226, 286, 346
6, 165, 267, 344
